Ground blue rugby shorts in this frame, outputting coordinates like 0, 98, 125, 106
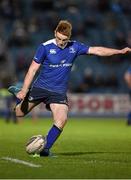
28, 87, 68, 110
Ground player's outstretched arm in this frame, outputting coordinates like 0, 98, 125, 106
88, 47, 131, 56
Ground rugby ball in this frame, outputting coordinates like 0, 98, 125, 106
26, 135, 46, 154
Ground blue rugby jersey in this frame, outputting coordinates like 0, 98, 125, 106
33, 39, 89, 94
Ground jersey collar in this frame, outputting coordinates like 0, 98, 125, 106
53, 38, 70, 49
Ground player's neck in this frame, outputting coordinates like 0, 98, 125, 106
54, 39, 68, 49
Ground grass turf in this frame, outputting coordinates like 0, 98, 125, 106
0, 117, 131, 179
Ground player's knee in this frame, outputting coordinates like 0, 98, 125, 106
61, 117, 68, 126
54, 116, 68, 129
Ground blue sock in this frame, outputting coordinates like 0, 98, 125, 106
45, 125, 62, 149
40, 125, 62, 156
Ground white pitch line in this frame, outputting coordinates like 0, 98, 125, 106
1, 157, 42, 168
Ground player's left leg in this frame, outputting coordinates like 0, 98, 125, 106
50, 103, 68, 128
40, 103, 68, 156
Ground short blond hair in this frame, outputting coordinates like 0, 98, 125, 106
55, 20, 72, 38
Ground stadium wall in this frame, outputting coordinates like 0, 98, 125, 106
0, 94, 130, 118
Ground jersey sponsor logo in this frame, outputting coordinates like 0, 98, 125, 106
49, 59, 72, 68
49, 49, 56, 54
69, 47, 76, 53
62, 63, 72, 67
49, 63, 72, 68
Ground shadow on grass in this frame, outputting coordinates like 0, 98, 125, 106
57, 151, 130, 156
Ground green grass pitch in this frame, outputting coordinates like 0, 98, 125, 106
0, 117, 131, 179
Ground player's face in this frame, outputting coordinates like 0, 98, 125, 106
55, 32, 69, 49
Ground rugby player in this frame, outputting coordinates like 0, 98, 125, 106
8, 20, 131, 156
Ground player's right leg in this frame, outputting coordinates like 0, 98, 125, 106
8, 85, 40, 117
15, 100, 39, 117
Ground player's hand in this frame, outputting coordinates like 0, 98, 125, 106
121, 47, 131, 54
16, 90, 27, 100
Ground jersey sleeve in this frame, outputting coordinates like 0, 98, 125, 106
33, 44, 46, 64
76, 41, 90, 56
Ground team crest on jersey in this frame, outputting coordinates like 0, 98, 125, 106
69, 47, 76, 53
50, 49, 56, 54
